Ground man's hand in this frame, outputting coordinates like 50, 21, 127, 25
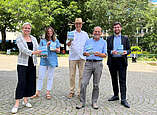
67, 41, 72, 46
122, 50, 127, 55
94, 51, 100, 56
112, 50, 118, 55
94, 51, 106, 58
83, 52, 90, 57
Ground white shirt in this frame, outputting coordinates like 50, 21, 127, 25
68, 30, 89, 60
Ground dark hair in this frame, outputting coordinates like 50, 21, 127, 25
45, 26, 56, 41
113, 22, 122, 27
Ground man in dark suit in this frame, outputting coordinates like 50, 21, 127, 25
107, 22, 131, 108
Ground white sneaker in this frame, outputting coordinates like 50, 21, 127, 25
11, 106, 18, 114
22, 101, 32, 108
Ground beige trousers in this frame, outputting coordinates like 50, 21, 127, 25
69, 59, 85, 94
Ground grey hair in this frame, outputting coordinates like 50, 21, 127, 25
22, 22, 32, 28
94, 26, 102, 31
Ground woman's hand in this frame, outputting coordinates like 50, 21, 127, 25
47, 41, 51, 46
56, 48, 60, 53
32, 50, 42, 55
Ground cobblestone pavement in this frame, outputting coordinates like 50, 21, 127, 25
0, 55, 157, 115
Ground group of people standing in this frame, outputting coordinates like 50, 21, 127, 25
11, 18, 131, 114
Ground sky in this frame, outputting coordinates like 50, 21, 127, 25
150, 0, 157, 4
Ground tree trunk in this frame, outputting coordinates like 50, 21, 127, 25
1, 28, 6, 51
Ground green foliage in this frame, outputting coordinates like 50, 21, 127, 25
85, 0, 157, 54
138, 55, 157, 61
0, 0, 20, 50
16, 0, 54, 38
131, 46, 141, 51
131, 46, 142, 54
57, 53, 69, 57
140, 33, 157, 53
85, 0, 148, 36
147, 63, 157, 66
0, 0, 19, 31
49, 0, 81, 46
0, 0, 81, 45
0, 0, 157, 53
142, 51, 150, 55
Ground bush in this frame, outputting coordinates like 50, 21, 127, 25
142, 51, 149, 55
131, 46, 141, 51
138, 54, 157, 61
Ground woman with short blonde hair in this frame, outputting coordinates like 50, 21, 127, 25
11, 22, 41, 114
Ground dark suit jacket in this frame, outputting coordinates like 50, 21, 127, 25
107, 35, 131, 66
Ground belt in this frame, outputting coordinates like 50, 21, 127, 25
86, 59, 102, 62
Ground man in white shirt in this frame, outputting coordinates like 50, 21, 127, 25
67, 18, 89, 98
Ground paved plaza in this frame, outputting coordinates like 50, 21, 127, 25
0, 55, 157, 115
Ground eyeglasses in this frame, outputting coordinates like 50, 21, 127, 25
75, 23, 82, 25
94, 31, 101, 33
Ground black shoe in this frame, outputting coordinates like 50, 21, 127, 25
76, 103, 85, 109
92, 103, 99, 110
121, 100, 130, 108
108, 96, 119, 101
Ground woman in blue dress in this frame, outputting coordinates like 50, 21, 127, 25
31, 26, 60, 99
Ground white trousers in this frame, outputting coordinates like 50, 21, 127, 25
37, 65, 55, 91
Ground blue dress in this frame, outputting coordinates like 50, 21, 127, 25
39, 39, 60, 67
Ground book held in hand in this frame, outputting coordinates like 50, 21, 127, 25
85, 45, 94, 55
67, 31, 74, 41
38, 46, 48, 58
50, 42, 56, 51
117, 45, 124, 55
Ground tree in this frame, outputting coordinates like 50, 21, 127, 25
16, 0, 53, 39
48, 0, 81, 50
139, 3, 157, 53
0, 0, 81, 51
0, 0, 19, 50
85, 0, 148, 42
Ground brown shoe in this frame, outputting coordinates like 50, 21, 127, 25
30, 94, 39, 99
46, 94, 52, 100
67, 93, 74, 99
92, 103, 99, 109
77, 94, 80, 99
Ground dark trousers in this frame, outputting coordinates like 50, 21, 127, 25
108, 57, 127, 100
15, 65, 36, 99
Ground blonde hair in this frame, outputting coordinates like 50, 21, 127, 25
22, 22, 32, 28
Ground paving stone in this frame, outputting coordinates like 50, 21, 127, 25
0, 55, 157, 115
